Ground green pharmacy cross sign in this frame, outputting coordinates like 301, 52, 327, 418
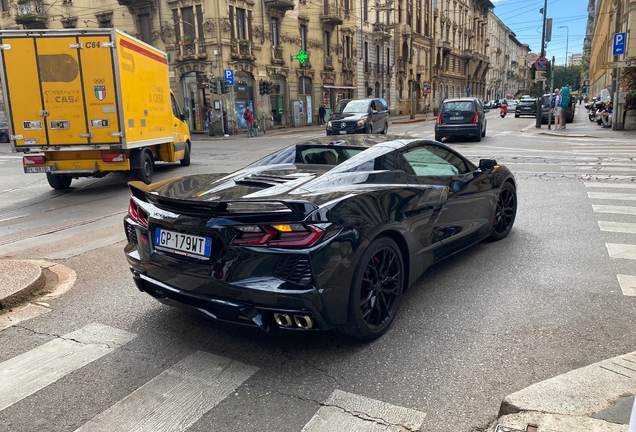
291, 50, 309, 64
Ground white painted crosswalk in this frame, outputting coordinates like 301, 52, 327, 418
585, 181, 636, 296
0, 322, 427, 431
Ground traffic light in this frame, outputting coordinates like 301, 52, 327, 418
259, 80, 266, 95
264, 81, 273, 95
220, 80, 228, 94
210, 80, 218, 94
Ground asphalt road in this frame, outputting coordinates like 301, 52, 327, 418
1, 114, 635, 432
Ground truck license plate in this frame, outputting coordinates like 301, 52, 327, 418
24, 166, 52, 173
154, 228, 212, 258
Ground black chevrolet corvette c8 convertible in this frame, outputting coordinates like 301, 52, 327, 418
124, 135, 517, 340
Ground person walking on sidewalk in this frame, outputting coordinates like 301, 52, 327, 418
204, 107, 215, 136
243, 107, 254, 137
559, 86, 570, 130
318, 105, 326, 125
551, 89, 563, 131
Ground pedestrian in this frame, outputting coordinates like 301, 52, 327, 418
551, 88, 563, 130
600, 102, 613, 128
318, 105, 326, 125
559, 86, 570, 130
222, 109, 229, 137
243, 107, 254, 137
204, 106, 215, 136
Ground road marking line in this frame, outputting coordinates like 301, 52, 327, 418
578, 166, 636, 172
301, 389, 426, 432
593, 205, 636, 216
606, 243, 636, 260
618, 275, 636, 296
74, 351, 258, 432
588, 192, 636, 201
585, 182, 636, 189
598, 221, 636, 234
0, 323, 136, 412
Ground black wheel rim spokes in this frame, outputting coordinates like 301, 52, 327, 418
493, 189, 516, 234
360, 247, 401, 328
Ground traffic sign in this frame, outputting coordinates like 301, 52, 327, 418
535, 71, 547, 81
613, 32, 626, 56
602, 60, 635, 69
224, 69, 234, 86
534, 57, 548, 71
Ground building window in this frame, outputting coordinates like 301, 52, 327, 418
344, 35, 352, 58
375, 1, 380, 23
364, 42, 369, 72
324, 31, 330, 56
344, 0, 350, 15
229, 6, 252, 42
96, 13, 113, 28
137, 13, 153, 45
376, 44, 380, 71
236, 8, 246, 40
272, 18, 279, 46
363, 0, 368, 22
62, 17, 77, 28
300, 24, 307, 51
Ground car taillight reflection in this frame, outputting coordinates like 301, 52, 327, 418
232, 224, 324, 248
128, 197, 149, 227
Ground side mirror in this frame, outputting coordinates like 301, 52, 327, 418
179, 113, 186, 121
478, 159, 497, 173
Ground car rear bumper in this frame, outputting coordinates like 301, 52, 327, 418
435, 124, 480, 137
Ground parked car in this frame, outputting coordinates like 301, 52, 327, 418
507, 100, 519, 112
515, 98, 538, 118
540, 94, 574, 123
435, 97, 487, 142
124, 135, 517, 340
326, 98, 389, 135
0, 122, 9, 143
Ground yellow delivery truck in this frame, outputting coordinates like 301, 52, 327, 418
0, 29, 191, 189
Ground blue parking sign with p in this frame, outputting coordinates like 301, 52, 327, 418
224, 69, 234, 86
613, 32, 626, 56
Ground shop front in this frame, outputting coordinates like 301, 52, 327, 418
269, 73, 287, 126
322, 76, 355, 121
234, 72, 255, 130
181, 71, 208, 132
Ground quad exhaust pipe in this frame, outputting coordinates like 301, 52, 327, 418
273, 313, 314, 329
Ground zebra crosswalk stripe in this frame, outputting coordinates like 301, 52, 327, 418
598, 221, 636, 234
301, 389, 426, 432
74, 351, 258, 432
0, 323, 136, 412
588, 192, 636, 201
593, 205, 636, 216
585, 182, 636, 189
618, 275, 636, 296
606, 244, 636, 260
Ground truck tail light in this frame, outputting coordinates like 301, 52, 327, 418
102, 153, 126, 162
232, 224, 324, 248
23, 155, 46, 165
128, 197, 149, 227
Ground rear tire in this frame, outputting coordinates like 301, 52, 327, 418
46, 173, 72, 190
133, 150, 154, 184
481, 126, 486, 137
180, 141, 191, 167
338, 236, 404, 340
366, 124, 373, 134
381, 122, 388, 134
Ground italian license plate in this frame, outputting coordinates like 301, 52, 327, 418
154, 228, 212, 258
450, 116, 463, 120
338, 130, 347, 134
24, 166, 53, 173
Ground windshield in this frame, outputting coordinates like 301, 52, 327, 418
334, 100, 370, 114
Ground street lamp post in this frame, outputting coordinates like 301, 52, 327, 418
558, 25, 569, 81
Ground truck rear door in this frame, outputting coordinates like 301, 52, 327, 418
1, 34, 121, 148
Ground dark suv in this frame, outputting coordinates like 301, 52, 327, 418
326, 98, 389, 135
434, 98, 487, 142
515, 98, 538, 117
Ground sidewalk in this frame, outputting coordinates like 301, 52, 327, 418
520, 103, 636, 139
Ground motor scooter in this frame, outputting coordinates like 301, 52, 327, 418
500, 103, 507, 118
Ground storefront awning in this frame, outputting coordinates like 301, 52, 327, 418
323, 85, 356, 89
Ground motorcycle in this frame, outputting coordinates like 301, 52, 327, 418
500, 104, 507, 118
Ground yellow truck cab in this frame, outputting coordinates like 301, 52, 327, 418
0, 28, 191, 189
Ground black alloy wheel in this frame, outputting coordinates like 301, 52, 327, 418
340, 237, 404, 340
490, 183, 517, 241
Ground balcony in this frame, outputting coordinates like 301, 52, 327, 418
271, 46, 285, 65
15, 1, 47, 27
264, 0, 295, 13
177, 39, 207, 61
117, 0, 153, 10
342, 58, 353, 71
397, 58, 405, 73
324, 55, 333, 70
230, 39, 254, 61
320, 1, 343, 26
416, 65, 426, 72
442, 41, 451, 52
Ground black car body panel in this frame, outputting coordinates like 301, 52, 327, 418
515, 99, 537, 117
435, 98, 487, 140
540, 94, 574, 123
326, 98, 389, 135
124, 136, 516, 335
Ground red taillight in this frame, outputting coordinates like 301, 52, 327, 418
472, 112, 479, 124
102, 153, 126, 162
23, 155, 46, 165
128, 197, 149, 227
232, 224, 325, 248
437, 114, 443, 125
